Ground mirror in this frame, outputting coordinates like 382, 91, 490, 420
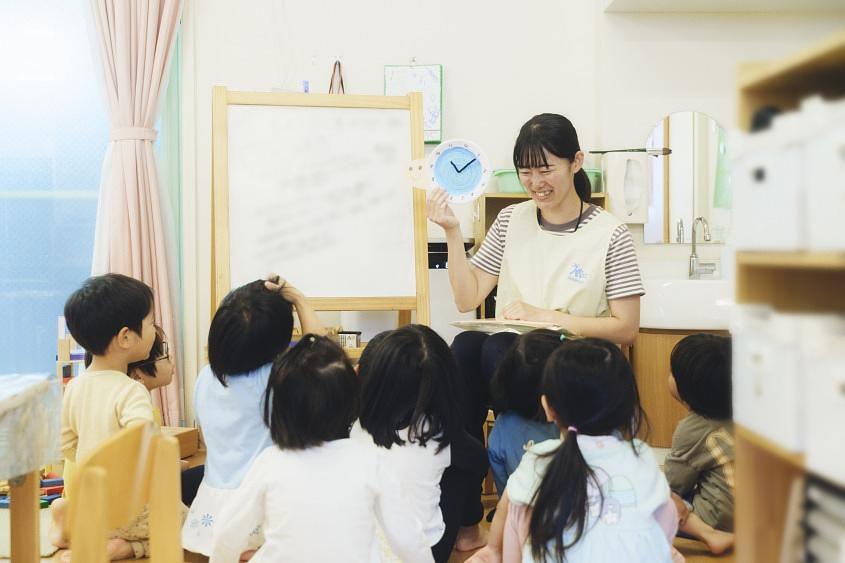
643, 112, 730, 244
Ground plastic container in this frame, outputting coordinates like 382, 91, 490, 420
492, 169, 525, 193
584, 168, 603, 193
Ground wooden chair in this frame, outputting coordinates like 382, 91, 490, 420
64, 423, 182, 562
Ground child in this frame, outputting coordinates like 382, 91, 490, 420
209, 335, 434, 563
487, 330, 561, 498
55, 273, 159, 560
472, 338, 679, 563
665, 334, 735, 555
182, 275, 324, 556
352, 325, 487, 563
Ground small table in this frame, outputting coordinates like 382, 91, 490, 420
0, 373, 61, 563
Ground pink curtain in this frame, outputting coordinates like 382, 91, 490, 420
89, 0, 183, 424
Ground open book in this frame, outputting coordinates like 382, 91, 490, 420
451, 319, 579, 338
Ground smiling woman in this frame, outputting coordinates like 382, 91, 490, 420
425, 113, 645, 547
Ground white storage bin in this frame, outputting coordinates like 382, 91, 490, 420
0, 505, 57, 558
802, 97, 845, 251
729, 116, 806, 251
732, 306, 805, 451
803, 315, 845, 487
731, 304, 773, 435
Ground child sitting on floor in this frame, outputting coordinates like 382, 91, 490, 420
665, 334, 735, 555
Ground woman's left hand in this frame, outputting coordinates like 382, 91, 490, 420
501, 300, 547, 322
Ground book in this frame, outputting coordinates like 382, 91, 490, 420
450, 319, 579, 338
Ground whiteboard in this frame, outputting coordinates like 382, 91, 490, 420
226, 103, 417, 298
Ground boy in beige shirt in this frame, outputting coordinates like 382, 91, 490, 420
52, 273, 158, 560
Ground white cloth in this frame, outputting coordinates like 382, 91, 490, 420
209, 440, 434, 563
350, 421, 450, 545
183, 363, 274, 555
0, 373, 60, 480
495, 200, 619, 319
507, 435, 673, 563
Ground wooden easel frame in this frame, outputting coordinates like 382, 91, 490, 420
211, 86, 430, 325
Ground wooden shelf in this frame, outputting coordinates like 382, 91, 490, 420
737, 30, 845, 130
739, 30, 845, 94
735, 425, 805, 469
737, 251, 845, 271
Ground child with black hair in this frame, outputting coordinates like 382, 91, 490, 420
210, 335, 433, 563
183, 275, 324, 557
487, 330, 561, 498
471, 338, 679, 563
351, 325, 488, 562
665, 334, 735, 555
54, 273, 159, 560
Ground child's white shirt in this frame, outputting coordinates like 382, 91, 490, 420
209, 439, 434, 563
508, 435, 673, 563
350, 420, 451, 546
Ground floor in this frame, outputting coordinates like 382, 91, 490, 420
18, 448, 735, 562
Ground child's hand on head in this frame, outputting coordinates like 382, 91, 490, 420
264, 273, 305, 302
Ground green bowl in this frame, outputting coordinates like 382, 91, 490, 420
493, 169, 525, 193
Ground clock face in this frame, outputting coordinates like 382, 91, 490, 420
429, 140, 490, 203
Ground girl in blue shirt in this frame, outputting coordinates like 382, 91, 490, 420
182, 275, 324, 557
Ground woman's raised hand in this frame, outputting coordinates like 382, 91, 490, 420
426, 188, 460, 231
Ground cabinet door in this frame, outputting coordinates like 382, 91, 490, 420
631, 330, 691, 448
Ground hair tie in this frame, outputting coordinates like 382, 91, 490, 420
559, 333, 566, 342
568, 426, 578, 434
308, 335, 316, 343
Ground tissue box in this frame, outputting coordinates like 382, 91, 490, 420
803, 315, 845, 486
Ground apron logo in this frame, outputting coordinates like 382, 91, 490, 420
569, 263, 587, 284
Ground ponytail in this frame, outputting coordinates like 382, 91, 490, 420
529, 430, 597, 562
574, 168, 591, 202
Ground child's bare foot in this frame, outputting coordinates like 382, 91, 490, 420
59, 538, 137, 562
455, 524, 487, 551
240, 549, 258, 561
701, 528, 734, 555
49, 498, 69, 549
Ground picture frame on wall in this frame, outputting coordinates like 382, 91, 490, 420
384, 63, 442, 143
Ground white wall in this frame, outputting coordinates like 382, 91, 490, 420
179, 0, 845, 421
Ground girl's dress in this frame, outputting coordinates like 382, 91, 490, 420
507, 434, 675, 563
182, 363, 273, 555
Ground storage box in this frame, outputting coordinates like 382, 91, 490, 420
803, 98, 845, 251
162, 426, 199, 459
732, 306, 806, 452
730, 122, 805, 251
803, 315, 845, 487
585, 168, 603, 194
492, 169, 525, 193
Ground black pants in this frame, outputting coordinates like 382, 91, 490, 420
180, 464, 204, 507
431, 430, 489, 563
441, 331, 517, 537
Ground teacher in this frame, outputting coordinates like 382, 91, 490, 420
426, 113, 644, 546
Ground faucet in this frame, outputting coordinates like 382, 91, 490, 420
689, 216, 712, 279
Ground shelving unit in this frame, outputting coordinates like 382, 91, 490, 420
733, 30, 845, 563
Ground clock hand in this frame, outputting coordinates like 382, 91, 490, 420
456, 158, 477, 173
450, 161, 460, 173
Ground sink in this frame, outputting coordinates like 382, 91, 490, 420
640, 279, 733, 330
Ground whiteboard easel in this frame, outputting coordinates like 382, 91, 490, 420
211, 87, 429, 325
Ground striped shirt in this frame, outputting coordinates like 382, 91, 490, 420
469, 204, 645, 301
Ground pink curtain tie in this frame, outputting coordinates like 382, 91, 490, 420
110, 127, 157, 142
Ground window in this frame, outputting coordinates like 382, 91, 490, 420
0, 1, 107, 373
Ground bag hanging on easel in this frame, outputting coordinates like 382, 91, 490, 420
328, 60, 345, 94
